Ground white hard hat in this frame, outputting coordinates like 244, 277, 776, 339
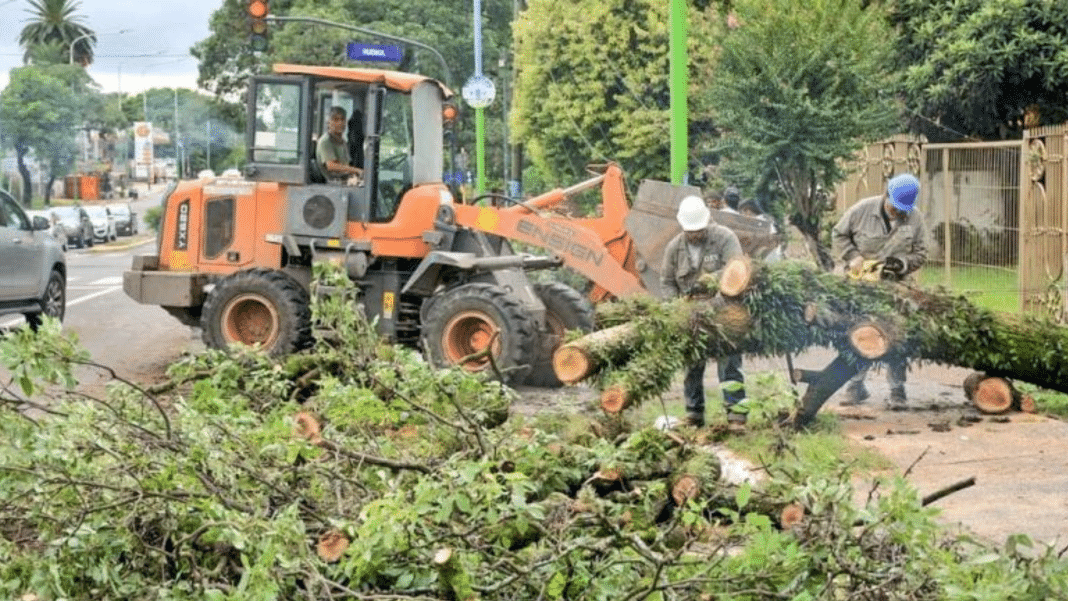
676, 195, 711, 231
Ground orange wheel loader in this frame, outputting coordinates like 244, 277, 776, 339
123, 64, 768, 385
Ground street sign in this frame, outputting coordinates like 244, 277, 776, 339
462, 75, 496, 109
347, 43, 402, 62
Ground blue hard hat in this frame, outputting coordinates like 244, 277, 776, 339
887, 174, 920, 212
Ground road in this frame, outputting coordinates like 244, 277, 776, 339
1, 187, 201, 391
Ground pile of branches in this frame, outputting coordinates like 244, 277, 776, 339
0, 264, 1066, 600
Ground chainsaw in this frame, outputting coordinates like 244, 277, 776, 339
848, 257, 905, 282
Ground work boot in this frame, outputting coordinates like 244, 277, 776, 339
841, 381, 870, 406
725, 400, 749, 430
683, 413, 705, 428
889, 386, 907, 409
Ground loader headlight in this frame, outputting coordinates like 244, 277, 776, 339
439, 188, 454, 205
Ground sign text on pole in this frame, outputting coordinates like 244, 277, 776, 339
347, 43, 403, 62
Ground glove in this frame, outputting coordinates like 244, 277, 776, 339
881, 256, 907, 280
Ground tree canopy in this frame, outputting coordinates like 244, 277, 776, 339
704, 0, 900, 268
0, 64, 91, 204
889, 0, 1068, 142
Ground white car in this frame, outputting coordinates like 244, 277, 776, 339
106, 202, 138, 236
25, 209, 68, 251
83, 205, 117, 243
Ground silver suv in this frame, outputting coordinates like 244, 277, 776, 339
0, 189, 67, 327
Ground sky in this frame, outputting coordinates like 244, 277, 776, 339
0, 0, 219, 95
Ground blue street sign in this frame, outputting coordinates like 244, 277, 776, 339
347, 43, 403, 62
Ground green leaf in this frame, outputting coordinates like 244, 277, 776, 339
735, 482, 752, 509
546, 571, 568, 599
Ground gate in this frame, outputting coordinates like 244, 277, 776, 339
1021, 125, 1068, 319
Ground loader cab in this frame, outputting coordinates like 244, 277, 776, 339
245, 65, 449, 226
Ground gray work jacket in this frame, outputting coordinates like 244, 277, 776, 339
660, 224, 743, 298
832, 195, 927, 276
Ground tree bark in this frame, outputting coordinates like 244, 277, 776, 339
16, 143, 32, 206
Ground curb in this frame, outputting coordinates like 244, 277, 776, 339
85, 235, 156, 254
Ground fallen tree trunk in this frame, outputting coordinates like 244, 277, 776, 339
558, 259, 1068, 427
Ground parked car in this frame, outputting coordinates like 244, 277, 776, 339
83, 204, 117, 243
51, 205, 94, 249
0, 189, 66, 327
25, 209, 68, 251
106, 202, 138, 236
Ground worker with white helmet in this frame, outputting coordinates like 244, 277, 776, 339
661, 195, 748, 428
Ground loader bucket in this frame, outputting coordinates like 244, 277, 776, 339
625, 180, 703, 299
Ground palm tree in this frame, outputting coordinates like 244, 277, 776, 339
18, 0, 94, 65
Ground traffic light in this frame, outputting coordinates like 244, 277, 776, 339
247, 0, 269, 52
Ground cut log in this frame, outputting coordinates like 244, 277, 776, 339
779, 503, 805, 530
671, 452, 721, 506
316, 529, 350, 563
719, 256, 754, 298
849, 322, 892, 359
963, 373, 1016, 414
601, 386, 629, 414
552, 323, 640, 385
1019, 395, 1037, 413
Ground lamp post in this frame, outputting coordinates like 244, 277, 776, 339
69, 31, 93, 64
68, 28, 129, 65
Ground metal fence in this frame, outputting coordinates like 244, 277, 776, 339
921, 141, 1022, 313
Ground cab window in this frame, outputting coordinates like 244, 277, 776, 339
251, 82, 302, 164
203, 197, 235, 259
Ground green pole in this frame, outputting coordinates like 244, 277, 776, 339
669, 0, 688, 184
476, 107, 486, 194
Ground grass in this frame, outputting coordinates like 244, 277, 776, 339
918, 263, 1020, 313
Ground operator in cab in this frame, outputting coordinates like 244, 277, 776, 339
317, 106, 364, 184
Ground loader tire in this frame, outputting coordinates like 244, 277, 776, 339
524, 282, 596, 387
201, 268, 312, 356
423, 283, 537, 385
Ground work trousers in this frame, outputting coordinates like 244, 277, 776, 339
683, 353, 745, 417
850, 357, 907, 393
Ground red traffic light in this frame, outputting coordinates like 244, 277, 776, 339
247, 0, 268, 19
